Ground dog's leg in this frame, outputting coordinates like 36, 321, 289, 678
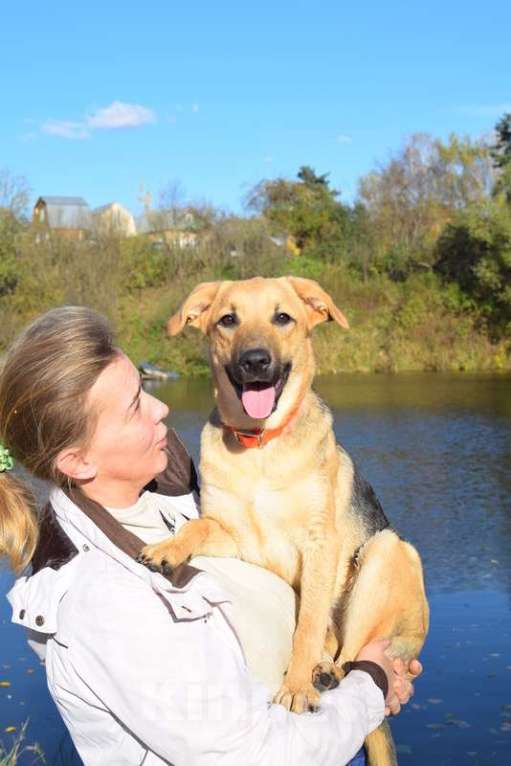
335, 529, 428, 766
137, 517, 239, 575
311, 623, 343, 692
274, 521, 339, 713
337, 529, 428, 664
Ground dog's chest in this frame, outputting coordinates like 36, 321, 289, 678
251, 481, 304, 532
247, 482, 305, 583
203, 474, 317, 586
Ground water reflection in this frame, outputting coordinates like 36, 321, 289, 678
152, 372, 511, 419
330, 407, 511, 596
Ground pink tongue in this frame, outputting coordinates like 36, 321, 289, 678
241, 386, 276, 419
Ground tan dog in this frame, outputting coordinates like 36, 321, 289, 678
140, 276, 429, 765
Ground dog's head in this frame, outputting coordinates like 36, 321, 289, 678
167, 276, 348, 427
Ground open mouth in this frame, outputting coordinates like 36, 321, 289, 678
225, 363, 291, 419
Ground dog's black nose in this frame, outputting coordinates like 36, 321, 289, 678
239, 348, 271, 376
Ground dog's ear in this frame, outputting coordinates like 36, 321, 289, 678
167, 281, 222, 335
286, 276, 349, 330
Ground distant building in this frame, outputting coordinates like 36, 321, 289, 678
33, 196, 91, 239
137, 208, 200, 248
92, 202, 136, 238
270, 234, 301, 256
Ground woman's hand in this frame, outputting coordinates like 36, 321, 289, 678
355, 639, 423, 716
386, 655, 422, 716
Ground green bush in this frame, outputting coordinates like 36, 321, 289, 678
119, 237, 171, 292
435, 201, 511, 336
0, 210, 23, 297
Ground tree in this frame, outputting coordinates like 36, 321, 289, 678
296, 166, 331, 189
435, 200, 511, 336
358, 133, 494, 274
246, 166, 349, 259
491, 113, 511, 204
0, 168, 31, 219
491, 113, 511, 169
0, 169, 31, 296
150, 180, 218, 234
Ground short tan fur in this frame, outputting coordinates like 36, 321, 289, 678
143, 276, 429, 765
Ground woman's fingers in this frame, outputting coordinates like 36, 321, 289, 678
408, 658, 423, 678
393, 676, 413, 703
392, 657, 405, 674
384, 692, 402, 717
392, 656, 423, 683
360, 643, 423, 716
391, 658, 417, 703
382, 653, 422, 715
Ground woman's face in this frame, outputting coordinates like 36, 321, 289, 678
83, 352, 169, 500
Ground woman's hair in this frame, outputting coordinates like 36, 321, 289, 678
0, 306, 118, 573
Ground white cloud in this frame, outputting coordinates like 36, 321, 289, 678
192, 103, 200, 113
40, 101, 156, 140
87, 101, 155, 129
336, 133, 353, 144
41, 120, 90, 140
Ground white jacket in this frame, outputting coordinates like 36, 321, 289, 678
7, 486, 384, 766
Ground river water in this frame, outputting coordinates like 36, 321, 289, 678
1, 373, 510, 765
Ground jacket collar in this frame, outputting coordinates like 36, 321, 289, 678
31, 501, 79, 575
31, 426, 200, 581
7, 427, 220, 635
54, 485, 202, 590
7, 486, 227, 635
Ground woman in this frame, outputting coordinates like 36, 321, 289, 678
0, 306, 421, 766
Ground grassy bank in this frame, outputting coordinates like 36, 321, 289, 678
3, 127, 511, 374
114, 262, 510, 376
0, 227, 509, 375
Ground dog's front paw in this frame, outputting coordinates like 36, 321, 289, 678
273, 681, 321, 713
312, 659, 343, 692
136, 539, 186, 576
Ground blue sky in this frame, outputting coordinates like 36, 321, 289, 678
2, 1, 510, 215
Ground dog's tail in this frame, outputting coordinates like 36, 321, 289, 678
365, 721, 397, 766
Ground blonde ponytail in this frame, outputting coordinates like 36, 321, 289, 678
0, 472, 38, 573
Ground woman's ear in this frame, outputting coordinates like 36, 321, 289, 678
167, 281, 223, 335
55, 447, 97, 482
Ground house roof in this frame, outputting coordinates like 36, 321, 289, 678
92, 202, 135, 218
37, 196, 88, 207
93, 202, 116, 214
35, 196, 91, 229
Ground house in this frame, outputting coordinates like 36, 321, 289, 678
92, 202, 136, 238
136, 208, 200, 248
270, 234, 301, 256
32, 196, 91, 239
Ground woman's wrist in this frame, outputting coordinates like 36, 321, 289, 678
342, 660, 389, 699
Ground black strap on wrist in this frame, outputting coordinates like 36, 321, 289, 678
342, 660, 389, 699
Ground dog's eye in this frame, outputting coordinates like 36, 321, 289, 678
273, 312, 293, 326
218, 313, 238, 328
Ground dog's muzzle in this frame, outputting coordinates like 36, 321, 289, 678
226, 350, 291, 420
238, 348, 272, 380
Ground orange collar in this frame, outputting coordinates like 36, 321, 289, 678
223, 401, 302, 449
